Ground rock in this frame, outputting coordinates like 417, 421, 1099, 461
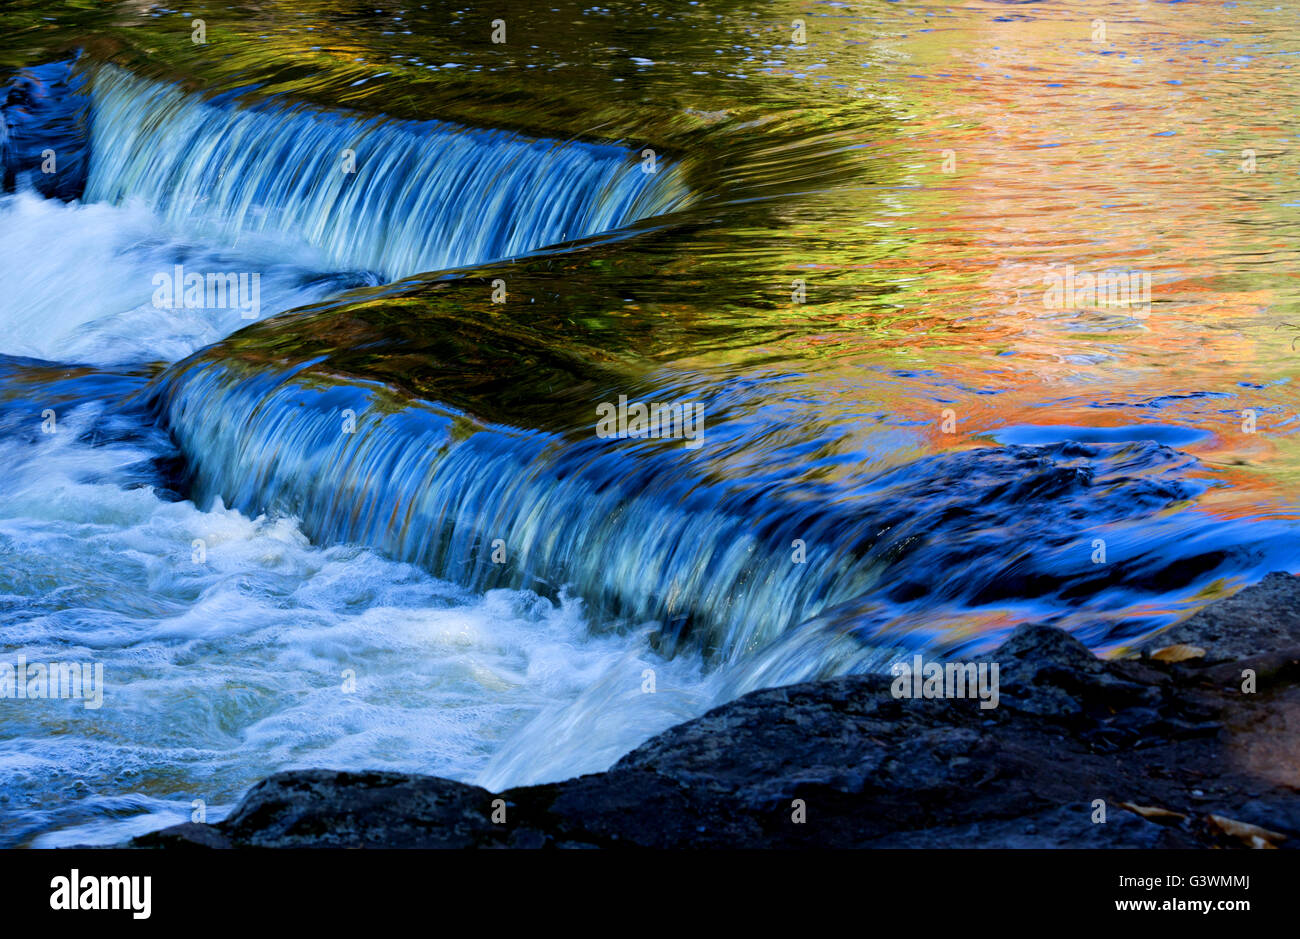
860, 803, 1196, 849
159, 770, 502, 849
979, 622, 1131, 720
131, 822, 233, 850
1229, 798, 1300, 839
126, 575, 1300, 850
1140, 572, 1300, 663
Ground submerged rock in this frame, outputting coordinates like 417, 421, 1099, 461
2, 59, 89, 201
130, 573, 1300, 849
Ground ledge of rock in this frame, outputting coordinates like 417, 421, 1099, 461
1139, 571, 1300, 663
130, 572, 1300, 849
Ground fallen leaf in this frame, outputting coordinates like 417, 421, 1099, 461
1120, 802, 1187, 823
1151, 644, 1207, 663
1205, 814, 1287, 848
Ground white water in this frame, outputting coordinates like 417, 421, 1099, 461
0, 405, 716, 846
0, 60, 688, 368
0, 191, 350, 365
0, 65, 714, 847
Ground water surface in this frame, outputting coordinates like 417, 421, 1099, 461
1, 0, 1297, 846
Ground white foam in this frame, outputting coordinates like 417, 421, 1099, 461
0, 407, 716, 846
0, 191, 344, 365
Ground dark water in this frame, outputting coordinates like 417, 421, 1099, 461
0, 0, 1297, 846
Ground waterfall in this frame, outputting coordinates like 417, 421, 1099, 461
84, 65, 691, 280
149, 358, 887, 665
147, 351, 1265, 669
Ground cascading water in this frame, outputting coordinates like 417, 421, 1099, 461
0, 58, 709, 847
84, 65, 691, 281
152, 359, 888, 664
154, 354, 1300, 672
3, 0, 1300, 851
140, 343, 1300, 795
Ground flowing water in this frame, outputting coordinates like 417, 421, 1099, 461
1, 0, 1298, 846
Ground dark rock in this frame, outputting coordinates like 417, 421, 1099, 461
983, 622, 1124, 718
126, 575, 1300, 849
1231, 798, 1300, 841
859, 803, 1198, 849
148, 770, 504, 849
1140, 571, 1300, 663
131, 822, 233, 850
2, 59, 89, 200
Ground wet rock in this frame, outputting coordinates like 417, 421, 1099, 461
1140, 572, 1300, 663
128, 575, 1300, 849
143, 770, 503, 849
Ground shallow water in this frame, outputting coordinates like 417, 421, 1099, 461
0, 0, 1297, 846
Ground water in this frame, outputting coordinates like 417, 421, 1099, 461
2, 0, 1299, 846
0, 373, 713, 847
0, 191, 359, 364
0, 51, 704, 846
85, 65, 691, 281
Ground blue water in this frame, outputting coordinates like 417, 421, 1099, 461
86, 65, 691, 280
0, 59, 707, 847
0, 50, 1296, 848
